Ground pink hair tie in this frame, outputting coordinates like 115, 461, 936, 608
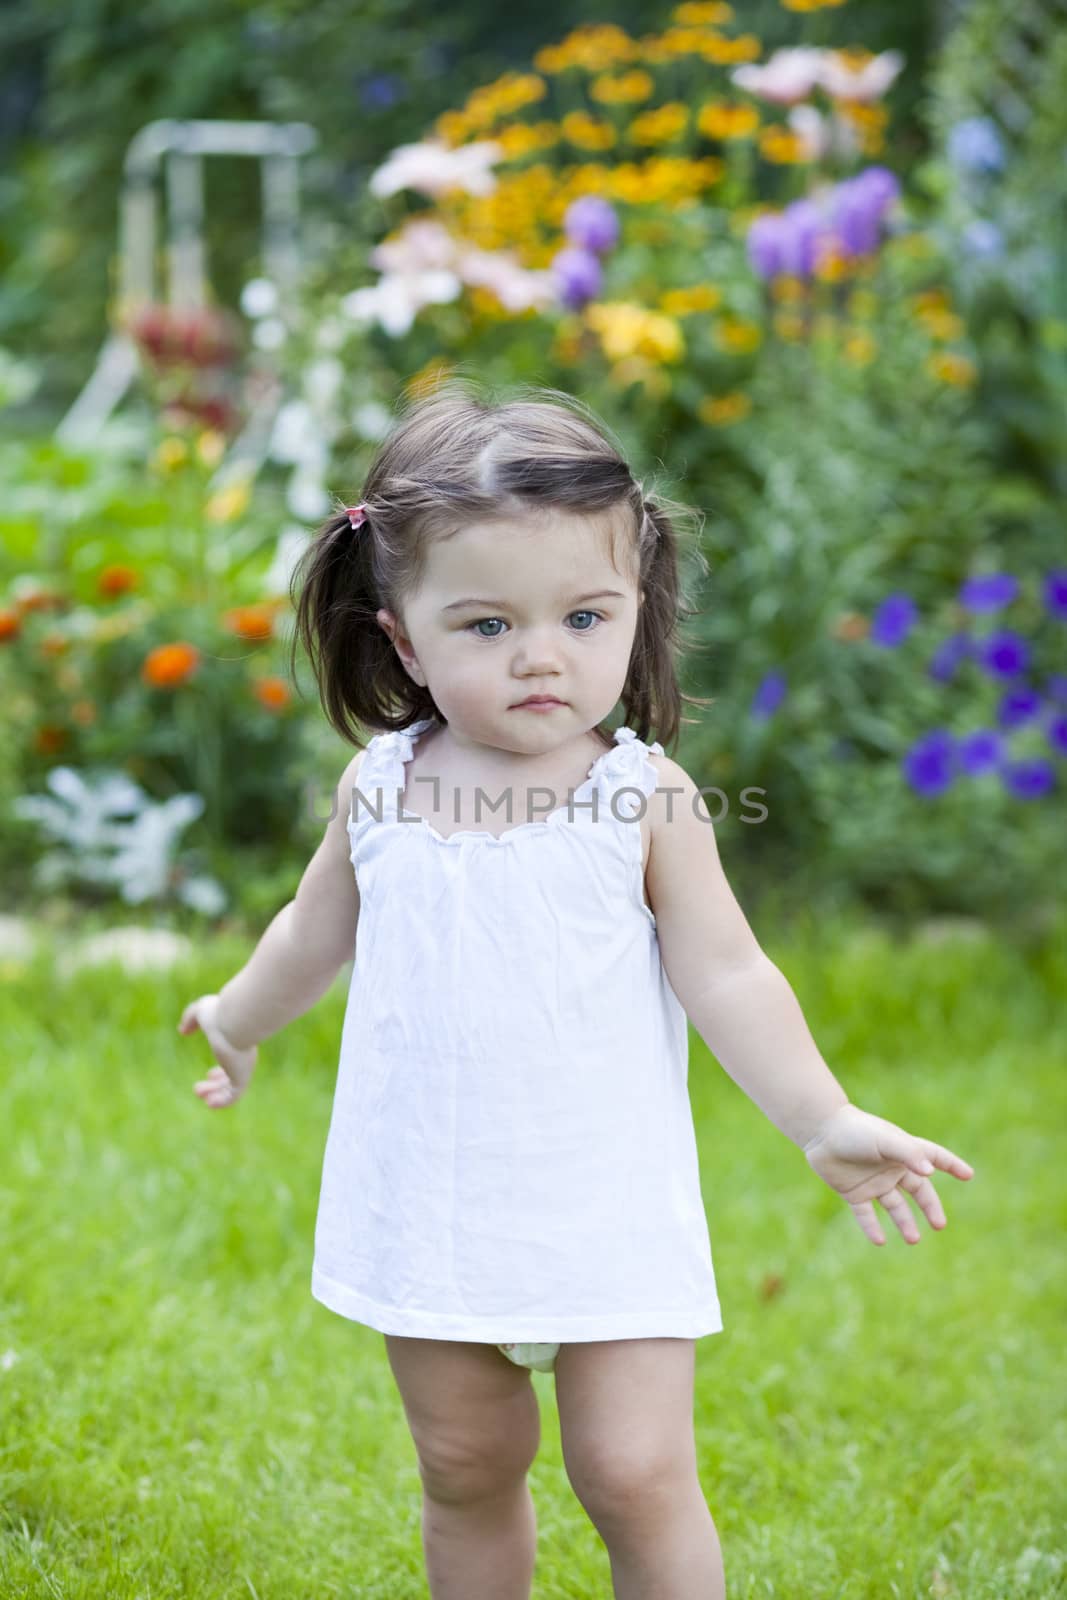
345, 504, 368, 530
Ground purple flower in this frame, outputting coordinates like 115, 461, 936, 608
958, 729, 1003, 775
928, 632, 972, 683
780, 199, 825, 278
751, 670, 787, 719
551, 247, 603, 311
564, 196, 620, 256
746, 214, 790, 279
831, 177, 882, 257
996, 684, 1041, 728
903, 729, 956, 796
1046, 674, 1067, 705
852, 165, 902, 214
947, 117, 1005, 175
958, 572, 1019, 613
1000, 758, 1056, 800
977, 629, 1030, 679
1043, 569, 1067, 621
871, 592, 918, 648
1046, 714, 1067, 758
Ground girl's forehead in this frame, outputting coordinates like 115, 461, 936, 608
430, 507, 629, 573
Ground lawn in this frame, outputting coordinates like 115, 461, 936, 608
2, 908, 1064, 1598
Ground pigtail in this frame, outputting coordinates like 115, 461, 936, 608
287, 502, 437, 746
621, 495, 713, 751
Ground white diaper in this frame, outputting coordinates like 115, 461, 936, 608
497, 1342, 560, 1373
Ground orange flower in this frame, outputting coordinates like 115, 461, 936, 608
39, 632, 69, 657
34, 725, 68, 754
253, 676, 292, 711
832, 612, 870, 642
98, 564, 139, 598
0, 609, 21, 642
698, 392, 752, 425
142, 642, 201, 688
222, 605, 275, 641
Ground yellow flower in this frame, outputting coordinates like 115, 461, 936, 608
771, 275, 807, 305
927, 351, 977, 387
697, 100, 760, 140
698, 32, 761, 63
628, 103, 690, 145
536, 24, 638, 74
407, 361, 455, 398
917, 309, 965, 342
587, 301, 685, 364
608, 356, 672, 397
698, 391, 752, 425
660, 284, 723, 315
561, 111, 617, 151
590, 69, 655, 104
813, 241, 852, 282
154, 436, 189, 472
759, 126, 807, 164
843, 331, 878, 365
714, 317, 762, 354
911, 288, 951, 313
204, 478, 252, 523
673, 1, 734, 20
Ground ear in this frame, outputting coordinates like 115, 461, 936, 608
377, 608, 426, 687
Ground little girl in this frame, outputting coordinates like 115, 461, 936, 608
178, 378, 974, 1600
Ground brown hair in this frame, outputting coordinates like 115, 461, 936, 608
289, 374, 711, 751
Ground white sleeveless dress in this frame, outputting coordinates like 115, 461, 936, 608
311, 717, 723, 1369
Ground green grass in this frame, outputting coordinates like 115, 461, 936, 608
2, 908, 1065, 1598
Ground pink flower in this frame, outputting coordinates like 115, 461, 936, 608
732, 48, 825, 106
818, 50, 904, 104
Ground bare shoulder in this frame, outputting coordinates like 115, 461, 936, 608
290, 746, 367, 970
645, 750, 715, 830
641, 747, 763, 1014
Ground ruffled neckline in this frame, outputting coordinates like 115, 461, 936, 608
360, 717, 662, 847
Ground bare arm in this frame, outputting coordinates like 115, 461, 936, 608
213, 750, 365, 1050
644, 755, 847, 1148
643, 754, 974, 1249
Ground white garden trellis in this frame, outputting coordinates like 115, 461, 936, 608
55, 118, 318, 487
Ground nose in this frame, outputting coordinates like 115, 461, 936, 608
511, 627, 563, 676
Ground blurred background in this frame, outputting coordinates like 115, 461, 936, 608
2, 0, 1065, 941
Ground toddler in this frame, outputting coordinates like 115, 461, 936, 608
178, 378, 974, 1599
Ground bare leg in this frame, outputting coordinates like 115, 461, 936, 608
422, 1473, 538, 1600
385, 1335, 542, 1600
599, 1474, 725, 1600
555, 1336, 726, 1600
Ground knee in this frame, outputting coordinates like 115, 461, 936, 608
415, 1393, 541, 1506
564, 1441, 695, 1533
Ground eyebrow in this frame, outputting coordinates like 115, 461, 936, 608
441, 590, 626, 614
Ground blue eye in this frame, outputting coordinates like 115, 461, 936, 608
466, 611, 605, 639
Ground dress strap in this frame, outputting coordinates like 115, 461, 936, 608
349, 718, 437, 828
593, 726, 664, 819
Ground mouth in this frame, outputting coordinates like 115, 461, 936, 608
513, 696, 565, 708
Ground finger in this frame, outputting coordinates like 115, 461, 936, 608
898, 1171, 947, 1230
850, 1198, 887, 1247
877, 1185, 922, 1245
927, 1145, 975, 1180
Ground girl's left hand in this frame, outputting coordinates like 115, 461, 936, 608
803, 1103, 975, 1246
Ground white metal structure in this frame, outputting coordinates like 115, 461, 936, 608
56, 119, 318, 484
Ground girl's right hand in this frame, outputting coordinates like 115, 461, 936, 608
177, 993, 258, 1109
